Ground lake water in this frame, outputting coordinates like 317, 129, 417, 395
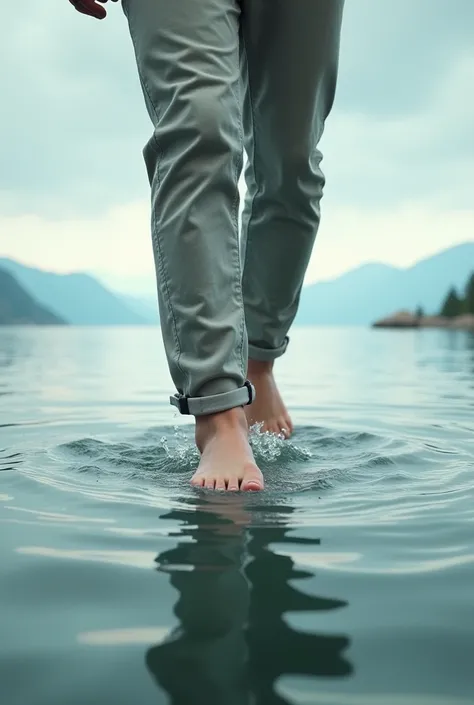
1, 326, 473, 705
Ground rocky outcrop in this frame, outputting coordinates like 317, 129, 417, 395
419, 316, 450, 328
372, 311, 474, 330
449, 314, 474, 330
372, 311, 420, 328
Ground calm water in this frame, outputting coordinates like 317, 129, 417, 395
1, 326, 474, 705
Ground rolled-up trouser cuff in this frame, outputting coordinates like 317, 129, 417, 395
248, 336, 289, 362
170, 381, 255, 416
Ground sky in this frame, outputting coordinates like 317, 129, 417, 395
1, 0, 473, 295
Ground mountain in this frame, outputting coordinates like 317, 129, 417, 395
296, 242, 474, 325
2, 241, 472, 327
0, 259, 149, 326
0, 268, 65, 325
118, 293, 159, 323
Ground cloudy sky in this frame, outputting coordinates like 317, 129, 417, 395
1, 0, 473, 295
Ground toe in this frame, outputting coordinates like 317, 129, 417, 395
190, 474, 205, 488
241, 478, 264, 492
204, 477, 216, 490
241, 468, 264, 492
227, 476, 240, 492
215, 478, 226, 491
278, 418, 291, 438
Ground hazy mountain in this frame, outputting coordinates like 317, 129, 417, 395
118, 293, 159, 323
0, 268, 65, 325
2, 242, 472, 327
296, 242, 474, 325
0, 259, 148, 326
115, 243, 474, 326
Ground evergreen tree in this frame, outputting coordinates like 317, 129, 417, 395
440, 287, 463, 318
415, 305, 424, 318
464, 272, 474, 314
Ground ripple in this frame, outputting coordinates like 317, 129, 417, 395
277, 548, 474, 574
0, 448, 23, 472
276, 686, 474, 705
15, 423, 473, 529
78, 627, 171, 646
3, 324, 474, 705
16, 546, 157, 569
5, 506, 114, 524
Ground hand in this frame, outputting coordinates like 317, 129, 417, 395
69, 0, 118, 20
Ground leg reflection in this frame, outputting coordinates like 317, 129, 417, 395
146, 496, 252, 705
246, 518, 353, 704
146, 500, 353, 705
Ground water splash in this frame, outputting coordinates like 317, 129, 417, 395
35, 423, 439, 500
158, 426, 199, 472
249, 422, 312, 466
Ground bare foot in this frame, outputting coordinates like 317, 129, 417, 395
245, 359, 293, 437
191, 407, 264, 491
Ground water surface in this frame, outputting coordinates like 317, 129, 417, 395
1, 326, 474, 705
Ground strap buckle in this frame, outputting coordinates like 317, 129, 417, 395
170, 380, 254, 416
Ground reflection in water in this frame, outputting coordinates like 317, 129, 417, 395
0, 331, 17, 370
0, 449, 22, 472
247, 520, 352, 704
0, 328, 30, 372
146, 498, 353, 705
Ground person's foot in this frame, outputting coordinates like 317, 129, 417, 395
192, 406, 264, 491
245, 359, 294, 437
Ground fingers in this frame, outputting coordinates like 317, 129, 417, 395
69, 0, 107, 19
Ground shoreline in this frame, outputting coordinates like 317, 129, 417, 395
372, 312, 474, 330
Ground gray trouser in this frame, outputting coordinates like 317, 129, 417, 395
123, 0, 344, 415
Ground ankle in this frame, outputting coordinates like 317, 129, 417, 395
195, 407, 248, 452
195, 406, 248, 434
247, 358, 274, 377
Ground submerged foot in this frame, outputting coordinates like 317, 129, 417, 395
192, 407, 264, 491
245, 359, 294, 438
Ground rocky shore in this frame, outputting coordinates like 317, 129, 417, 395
372, 311, 474, 330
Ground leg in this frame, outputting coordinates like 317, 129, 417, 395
123, 0, 263, 490
240, 0, 344, 435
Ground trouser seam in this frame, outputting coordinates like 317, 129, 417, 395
232, 68, 246, 381
128, 26, 188, 394
240, 29, 262, 357
149, 156, 187, 395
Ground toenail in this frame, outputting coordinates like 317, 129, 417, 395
245, 482, 262, 491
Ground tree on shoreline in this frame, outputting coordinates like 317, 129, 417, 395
440, 287, 463, 317
415, 305, 424, 319
439, 272, 474, 317
465, 273, 474, 314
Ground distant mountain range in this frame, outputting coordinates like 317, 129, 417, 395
0, 268, 65, 325
1, 242, 473, 326
118, 293, 159, 322
0, 258, 148, 325
295, 242, 474, 325
117, 242, 474, 326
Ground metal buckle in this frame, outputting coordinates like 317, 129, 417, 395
244, 380, 254, 405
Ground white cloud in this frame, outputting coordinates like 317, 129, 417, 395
2, 197, 473, 293
311, 204, 474, 282
320, 52, 474, 210
0, 201, 153, 280
0, 0, 473, 285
